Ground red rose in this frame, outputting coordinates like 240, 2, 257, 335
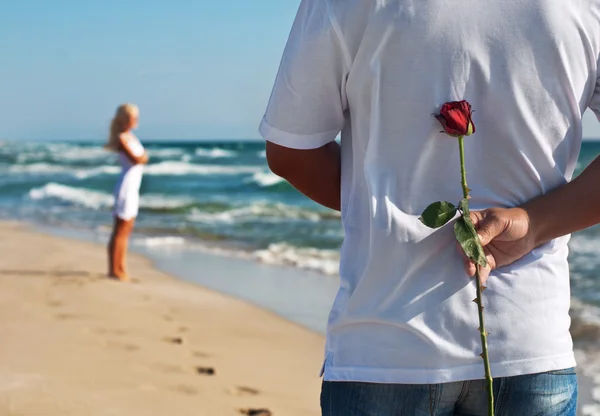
434, 100, 475, 137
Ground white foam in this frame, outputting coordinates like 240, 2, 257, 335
247, 171, 285, 187
12, 144, 109, 164
52, 146, 109, 162
143, 161, 260, 176
148, 148, 185, 158
9, 163, 121, 179
195, 147, 237, 158
28, 183, 193, 211
257, 150, 266, 158
28, 183, 113, 209
569, 234, 600, 256
134, 236, 187, 248
15, 151, 47, 163
10, 162, 261, 179
570, 299, 600, 413
254, 243, 340, 276
74, 166, 121, 179
9, 163, 67, 174
140, 195, 194, 210
187, 202, 326, 224
582, 404, 600, 416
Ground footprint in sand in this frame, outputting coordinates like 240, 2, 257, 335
228, 386, 260, 397
94, 327, 129, 336
105, 341, 140, 352
195, 366, 216, 376
192, 351, 211, 358
178, 326, 189, 333
238, 409, 272, 416
163, 336, 185, 345
152, 363, 185, 374
46, 300, 64, 308
55, 313, 80, 320
168, 384, 198, 396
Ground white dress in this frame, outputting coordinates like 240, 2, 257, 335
113, 135, 145, 220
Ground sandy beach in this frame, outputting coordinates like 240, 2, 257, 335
1, 221, 599, 416
0, 222, 324, 416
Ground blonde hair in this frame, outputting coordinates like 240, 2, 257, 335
105, 104, 139, 151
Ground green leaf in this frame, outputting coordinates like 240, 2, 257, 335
454, 217, 487, 267
419, 201, 457, 229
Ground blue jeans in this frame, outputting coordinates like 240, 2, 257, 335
321, 368, 578, 415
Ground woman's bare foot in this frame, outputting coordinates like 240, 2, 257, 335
108, 273, 130, 282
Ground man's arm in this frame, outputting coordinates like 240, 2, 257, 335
524, 156, 600, 245
266, 141, 341, 211
464, 156, 600, 279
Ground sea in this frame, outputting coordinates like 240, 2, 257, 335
0, 140, 343, 275
3, 139, 600, 410
3, 139, 600, 296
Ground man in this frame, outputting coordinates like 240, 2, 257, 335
260, 0, 600, 414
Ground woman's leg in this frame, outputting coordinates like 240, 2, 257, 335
107, 216, 136, 281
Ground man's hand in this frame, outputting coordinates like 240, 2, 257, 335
463, 207, 537, 282
461, 156, 600, 283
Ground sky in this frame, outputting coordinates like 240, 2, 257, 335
1, 1, 600, 141
0, 0, 299, 140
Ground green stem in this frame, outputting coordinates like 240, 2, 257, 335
459, 136, 469, 198
476, 266, 494, 416
458, 135, 494, 416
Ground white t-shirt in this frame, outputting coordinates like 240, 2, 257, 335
260, 0, 600, 384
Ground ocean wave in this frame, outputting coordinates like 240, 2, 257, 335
257, 150, 266, 158
143, 161, 261, 176
28, 183, 195, 211
254, 243, 340, 276
195, 147, 237, 158
74, 166, 121, 179
28, 183, 113, 209
16, 145, 189, 166
570, 299, 600, 415
11, 144, 110, 164
8, 163, 121, 179
187, 202, 338, 224
148, 148, 185, 159
133, 236, 187, 248
246, 171, 285, 187
49, 145, 109, 162
8, 161, 265, 179
15, 151, 50, 163
9, 163, 69, 175
140, 195, 196, 210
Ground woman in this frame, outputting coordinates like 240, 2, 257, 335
105, 104, 148, 281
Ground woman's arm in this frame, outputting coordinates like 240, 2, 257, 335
118, 134, 149, 165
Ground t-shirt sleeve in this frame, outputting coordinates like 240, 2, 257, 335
259, 0, 350, 150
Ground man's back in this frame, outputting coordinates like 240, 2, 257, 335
261, 0, 600, 385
